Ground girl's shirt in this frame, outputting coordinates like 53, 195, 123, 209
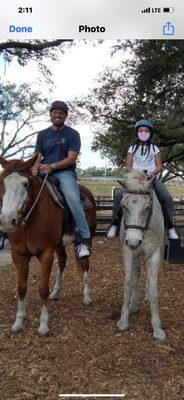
127, 144, 160, 173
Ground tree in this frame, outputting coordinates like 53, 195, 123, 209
0, 40, 73, 81
76, 40, 184, 181
0, 82, 48, 158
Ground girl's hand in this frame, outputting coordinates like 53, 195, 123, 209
147, 172, 155, 179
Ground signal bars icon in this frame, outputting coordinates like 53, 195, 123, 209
141, 7, 151, 13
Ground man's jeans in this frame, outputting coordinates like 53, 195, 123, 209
54, 170, 90, 239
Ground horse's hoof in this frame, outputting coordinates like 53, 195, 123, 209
11, 325, 24, 334
117, 320, 129, 332
83, 297, 92, 306
49, 293, 59, 301
153, 328, 166, 340
38, 328, 49, 337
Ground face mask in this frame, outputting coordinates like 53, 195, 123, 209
138, 132, 150, 142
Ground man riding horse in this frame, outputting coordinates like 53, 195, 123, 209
32, 100, 91, 258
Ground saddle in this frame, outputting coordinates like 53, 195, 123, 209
46, 175, 92, 210
45, 175, 93, 233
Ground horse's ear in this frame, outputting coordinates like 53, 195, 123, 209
117, 179, 127, 189
24, 153, 39, 170
0, 156, 9, 169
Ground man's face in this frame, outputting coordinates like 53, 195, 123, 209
50, 109, 67, 128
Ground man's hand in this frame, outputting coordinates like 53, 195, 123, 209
39, 164, 53, 174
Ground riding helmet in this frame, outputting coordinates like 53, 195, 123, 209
134, 119, 155, 132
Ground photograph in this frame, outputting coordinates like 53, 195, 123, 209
0, 9, 184, 400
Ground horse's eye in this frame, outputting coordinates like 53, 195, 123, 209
23, 182, 28, 188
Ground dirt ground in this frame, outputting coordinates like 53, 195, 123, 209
0, 238, 183, 400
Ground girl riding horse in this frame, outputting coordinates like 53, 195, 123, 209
108, 119, 178, 240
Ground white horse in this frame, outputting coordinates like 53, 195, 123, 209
117, 171, 166, 340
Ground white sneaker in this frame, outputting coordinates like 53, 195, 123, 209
168, 228, 179, 240
107, 225, 117, 238
76, 243, 91, 258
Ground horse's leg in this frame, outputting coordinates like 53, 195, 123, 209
11, 252, 30, 333
49, 245, 67, 300
129, 256, 141, 314
76, 252, 92, 306
37, 249, 54, 336
144, 280, 150, 303
117, 247, 134, 331
146, 247, 166, 340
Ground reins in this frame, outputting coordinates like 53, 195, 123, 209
21, 174, 48, 226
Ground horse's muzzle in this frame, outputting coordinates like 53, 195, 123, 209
0, 214, 19, 231
126, 239, 142, 249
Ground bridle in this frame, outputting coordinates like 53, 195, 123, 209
1, 168, 48, 226
123, 189, 153, 233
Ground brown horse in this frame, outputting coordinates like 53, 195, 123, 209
0, 155, 97, 335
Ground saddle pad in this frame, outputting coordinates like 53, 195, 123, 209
46, 180, 65, 209
46, 179, 93, 210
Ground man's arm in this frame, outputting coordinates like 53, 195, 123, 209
39, 151, 78, 174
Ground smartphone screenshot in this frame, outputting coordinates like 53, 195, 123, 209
0, 1, 183, 399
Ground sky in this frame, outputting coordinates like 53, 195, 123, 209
0, 40, 124, 169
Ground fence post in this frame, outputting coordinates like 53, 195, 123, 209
111, 187, 116, 200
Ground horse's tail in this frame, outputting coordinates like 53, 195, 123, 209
78, 184, 97, 236
79, 183, 96, 208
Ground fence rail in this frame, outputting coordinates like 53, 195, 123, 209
94, 196, 184, 237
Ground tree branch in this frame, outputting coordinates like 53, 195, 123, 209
0, 40, 73, 52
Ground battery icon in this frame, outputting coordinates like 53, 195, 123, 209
163, 7, 174, 13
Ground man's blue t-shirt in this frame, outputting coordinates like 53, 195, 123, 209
35, 125, 81, 172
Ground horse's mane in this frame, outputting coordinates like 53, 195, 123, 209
125, 170, 150, 191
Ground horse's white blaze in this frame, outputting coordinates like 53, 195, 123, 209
49, 271, 63, 300
11, 298, 26, 332
38, 305, 49, 336
1, 173, 28, 227
83, 271, 92, 305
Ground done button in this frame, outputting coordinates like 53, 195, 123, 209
9, 25, 33, 33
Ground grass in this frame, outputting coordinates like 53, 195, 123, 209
79, 178, 184, 197
165, 183, 184, 198
78, 179, 119, 196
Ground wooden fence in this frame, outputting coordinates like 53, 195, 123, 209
94, 195, 184, 238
